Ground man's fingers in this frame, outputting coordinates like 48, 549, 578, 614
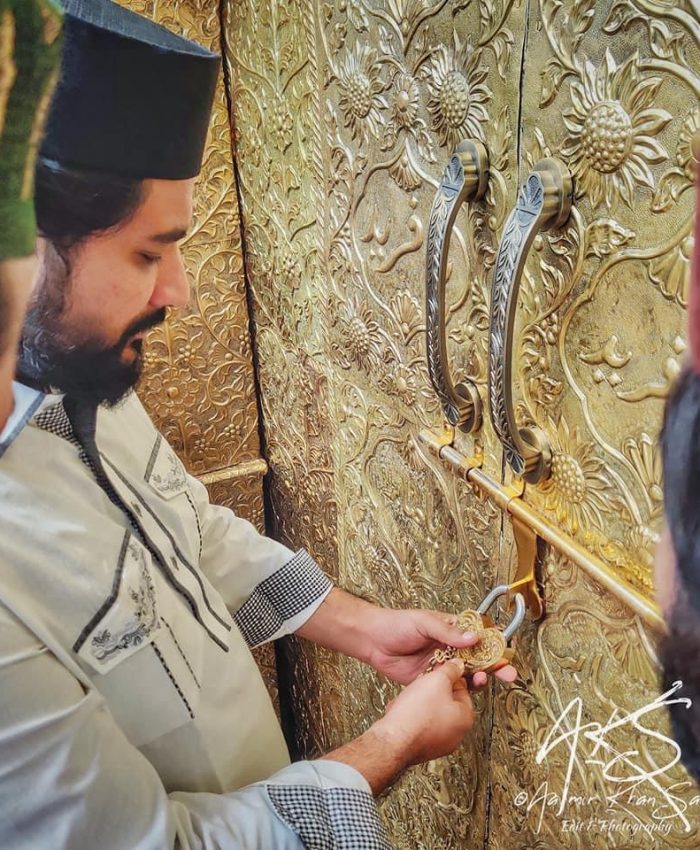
452, 685, 472, 705
438, 658, 466, 684
423, 612, 479, 647
494, 664, 518, 683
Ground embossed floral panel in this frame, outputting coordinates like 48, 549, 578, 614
505, 0, 699, 597
118, 0, 263, 480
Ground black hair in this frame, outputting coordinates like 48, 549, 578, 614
659, 366, 700, 783
34, 157, 144, 256
16, 160, 147, 400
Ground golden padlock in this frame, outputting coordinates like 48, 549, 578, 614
426, 588, 525, 675
452, 608, 512, 674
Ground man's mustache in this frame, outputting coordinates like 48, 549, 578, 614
117, 308, 167, 349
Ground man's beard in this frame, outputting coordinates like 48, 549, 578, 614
16, 254, 166, 407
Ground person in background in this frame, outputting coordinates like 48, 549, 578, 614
657, 132, 700, 784
0, 1, 516, 847
0, 0, 61, 430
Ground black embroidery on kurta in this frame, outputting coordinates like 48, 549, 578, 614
161, 616, 201, 689
184, 490, 203, 561
58, 398, 229, 653
152, 642, 195, 720
266, 785, 393, 850
102, 454, 230, 635
147, 441, 187, 496
144, 435, 161, 483
73, 530, 131, 653
233, 550, 333, 648
89, 549, 158, 662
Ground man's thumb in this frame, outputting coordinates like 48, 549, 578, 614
440, 658, 466, 683
427, 615, 479, 648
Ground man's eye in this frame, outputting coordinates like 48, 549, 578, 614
139, 252, 161, 265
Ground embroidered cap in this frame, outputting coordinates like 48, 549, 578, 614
39, 0, 220, 179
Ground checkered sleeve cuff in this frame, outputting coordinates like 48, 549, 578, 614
233, 549, 333, 648
267, 784, 393, 850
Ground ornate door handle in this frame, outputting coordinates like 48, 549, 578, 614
488, 158, 573, 483
425, 139, 489, 432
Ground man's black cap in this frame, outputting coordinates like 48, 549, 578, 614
40, 0, 220, 180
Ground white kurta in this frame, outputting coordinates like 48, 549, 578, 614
0, 384, 391, 849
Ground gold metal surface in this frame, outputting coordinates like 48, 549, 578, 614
419, 426, 665, 633
122, 0, 700, 846
119, 0, 264, 481
198, 458, 268, 485
223, 0, 700, 844
510, 514, 543, 620
489, 158, 573, 483
512, 0, 697, 597
425, 139, 488, 432
224, 6, 524, 843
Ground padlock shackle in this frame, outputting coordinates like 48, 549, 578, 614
476, 585, 526, 640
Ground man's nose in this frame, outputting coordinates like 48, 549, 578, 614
149, 249, 190, 310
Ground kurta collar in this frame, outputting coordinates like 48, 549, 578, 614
0, 382, 46, 457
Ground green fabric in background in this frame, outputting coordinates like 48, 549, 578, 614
0, 0, 62, 261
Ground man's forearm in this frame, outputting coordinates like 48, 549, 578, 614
320, 721, 408, 797
296, 587, 382, 664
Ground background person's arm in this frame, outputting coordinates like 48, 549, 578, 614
0, 0, 62, 263
0, 0, 62, 428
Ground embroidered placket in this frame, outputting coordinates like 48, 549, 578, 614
98, 454, 232, 650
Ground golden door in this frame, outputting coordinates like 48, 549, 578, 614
126, 0, 699, 846
224, 1, 700, 847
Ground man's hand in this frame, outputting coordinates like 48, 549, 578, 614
297, 588, 518, 688
322, 659, 475, 795
364, 606, 518, 687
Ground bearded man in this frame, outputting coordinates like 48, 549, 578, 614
0, 2, 515, 847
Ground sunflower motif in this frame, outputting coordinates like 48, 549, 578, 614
539, 417, 610, 535
384, 362, 417, 405
392, 73, 420, 131
337, 42, 388, 143
560, 51, 671, 210
425, 33, 490, 149
331, 296, 384, 371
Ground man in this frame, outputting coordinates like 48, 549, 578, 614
656, 132, 700, 783
0, 2, 516, 847
0, 0, 61, 429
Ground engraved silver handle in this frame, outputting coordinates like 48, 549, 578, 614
425, 139, 489, 432
488, 158, 573, 483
